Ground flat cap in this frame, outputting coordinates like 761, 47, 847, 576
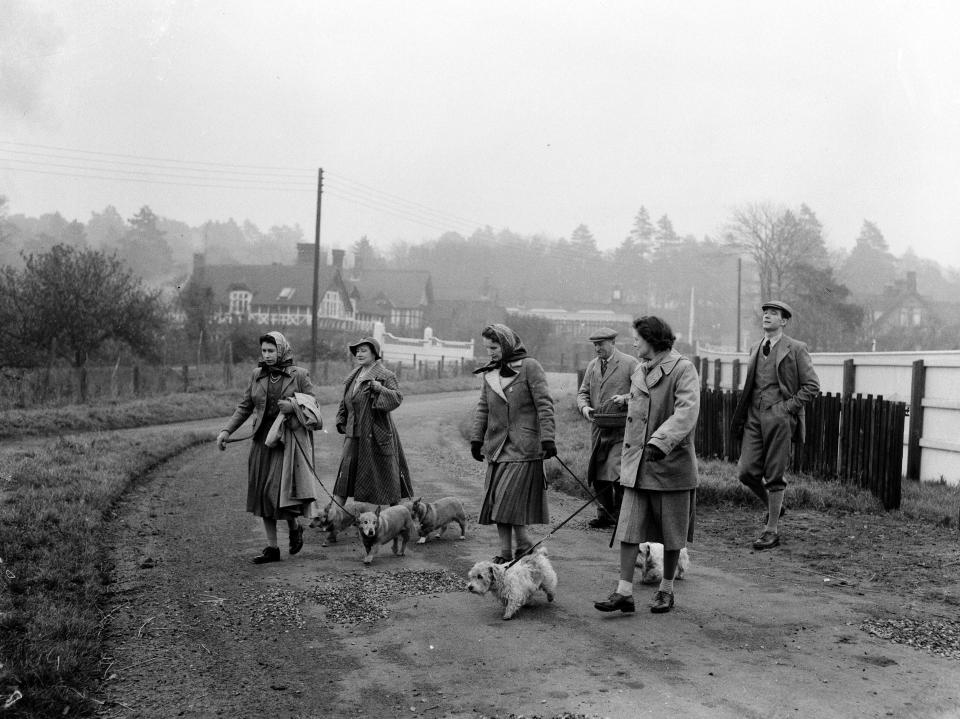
761, 300, 793, 319
588, 327, 618, 342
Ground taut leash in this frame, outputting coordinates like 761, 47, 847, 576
504, 455, 606, 570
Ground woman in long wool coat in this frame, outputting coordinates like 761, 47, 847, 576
332, 337, 413, 507
470, 323, 556, 564
217, 331, 323, 564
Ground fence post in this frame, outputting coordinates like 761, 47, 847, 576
182, 364, 189, 393
731, 359, 741, 390
842, 358, 855, 398
133, 364, 141, 395
713, 358, 723, 390
699, 357, 708, 390
906, 359, 925, 481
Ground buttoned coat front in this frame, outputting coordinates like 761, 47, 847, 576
223, 365, 315, 437
471, 358, 555, 462
619, 350, 700, 491
732, 333, 820, 444
577, 348, 640, 483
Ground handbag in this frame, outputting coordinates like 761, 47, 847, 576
264, 413, 286, 447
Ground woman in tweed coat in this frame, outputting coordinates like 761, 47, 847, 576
470, 324, 556, 564
216, 332, 319, 564
332, 337, 413, 507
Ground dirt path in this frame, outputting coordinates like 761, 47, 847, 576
97, 391, 960, 718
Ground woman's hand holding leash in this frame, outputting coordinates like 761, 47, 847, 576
470, 441, 484, 462
541, 440, 558, 459
216, 430, 229, 451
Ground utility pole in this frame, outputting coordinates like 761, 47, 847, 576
310, 168, 324, 376
736, 256, 742, 353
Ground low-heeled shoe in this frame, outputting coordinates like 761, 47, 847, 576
752, 530, 780, 550
594, 592, 635, 613
650, 590, 674, 613
289, 525, 304, 555
252, 546, 281, 564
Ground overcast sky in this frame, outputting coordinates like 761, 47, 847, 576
2, 0, 959, 268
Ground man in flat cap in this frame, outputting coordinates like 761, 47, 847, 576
732, 300, 819, 550
577, 327, 640, 528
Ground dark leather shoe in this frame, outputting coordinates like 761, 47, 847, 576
252, 546, 281, 564
752, 531, 780, 550
588, 517, 614, 529
289, 525, 304, 555
650, 590, 674, 613
594, 592, 635, 613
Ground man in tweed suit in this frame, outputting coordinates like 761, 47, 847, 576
732, 300, 820, 550
577, 327, 641, 528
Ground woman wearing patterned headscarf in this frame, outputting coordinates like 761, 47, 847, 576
217, 332, 321, 564
470, 323, 556, 564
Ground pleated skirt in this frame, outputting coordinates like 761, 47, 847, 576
478, 460, 549, 526
246, 438, 299, 521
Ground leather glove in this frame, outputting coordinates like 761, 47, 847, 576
541, 440, 558, 459
336, 423, 345, 435
470, 441, 484, 462
642, 444, 665, 462
216, 430, 229, 451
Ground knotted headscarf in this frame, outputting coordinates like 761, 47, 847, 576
257, 331, 294, 378
473, 323, 528, 377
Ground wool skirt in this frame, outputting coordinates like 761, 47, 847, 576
614, 487, 696, 549
479, 460, 549, 526
246, 438, 300, 521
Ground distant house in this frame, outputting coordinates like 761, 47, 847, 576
189, 244, 433, 334
861, 271, 960, 350
506, 288, 640, 341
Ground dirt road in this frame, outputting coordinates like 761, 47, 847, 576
99, 391, 959, 718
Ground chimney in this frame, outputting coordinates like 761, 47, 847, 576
332, 248, 345, 269
192, 253, 206, 282
906, 271, 917, 294
296, 243, 314, 265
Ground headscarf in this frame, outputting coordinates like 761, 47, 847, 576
473, 323, 528, 377
257, 331, 294, 378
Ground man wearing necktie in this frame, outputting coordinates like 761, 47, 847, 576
731, 300, 820, 550
577, 327, 641, 528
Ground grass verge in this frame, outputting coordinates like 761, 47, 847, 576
460, 392, 960, 529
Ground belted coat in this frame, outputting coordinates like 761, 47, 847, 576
731, 333, 820, 444
577, 348, 640, 484
618, 350, 700, 492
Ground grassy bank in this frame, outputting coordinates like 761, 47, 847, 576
0, 429, 209, 717
0, 375, 479, 441
460, 392, 960, 529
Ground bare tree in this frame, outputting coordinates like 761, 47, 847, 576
725, 202, 827, 300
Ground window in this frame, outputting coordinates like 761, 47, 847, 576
277, 287, 295, 301
320, 290, 343, 318
229, 290, 252, 315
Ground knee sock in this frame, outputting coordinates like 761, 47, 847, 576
658, 577, 675, 594
263, 519, 279, 547
766, 490, 784, 533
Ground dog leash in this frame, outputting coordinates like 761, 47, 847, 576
504, 455, 607, 570
554, 455, 621, 549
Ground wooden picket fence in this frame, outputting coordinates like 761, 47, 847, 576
696, 389, 906, 510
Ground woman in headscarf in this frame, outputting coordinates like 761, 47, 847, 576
470, 323, 556, 564
217, 331, 322, 564
332, 337, 413, 508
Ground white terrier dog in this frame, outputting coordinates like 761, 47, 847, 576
636, 542, 690, 584
309, 500, 379, 546
465, 547, 558, 620
356, 505, 417, 565
411, 497, 467, 544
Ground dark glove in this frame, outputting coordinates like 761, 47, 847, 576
642, 444, 665, 462
470, 441, 484, 462
336, 423, 345, 435
541, 440, 557, 459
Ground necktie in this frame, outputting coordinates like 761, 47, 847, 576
762, 339, 771, 357
600, 359, 608, 376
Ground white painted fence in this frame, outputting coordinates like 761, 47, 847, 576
697, 346, 960, 485
372, 322, 475, 368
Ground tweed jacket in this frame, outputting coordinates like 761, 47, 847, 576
222, 365, 316, 436
577, 348, 641, 419
732, 333, 820, 444
471, 357, 556, 462
618, 350, 700, 491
